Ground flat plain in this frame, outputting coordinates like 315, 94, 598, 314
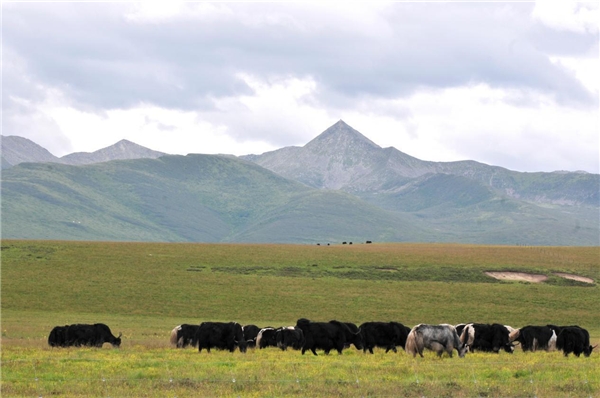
1, 240, 598, 397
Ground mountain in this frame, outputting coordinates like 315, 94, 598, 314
1, 136, 166, 168
1, 135, 60, 168
243, 120, 598, 207
1, 155, 426, 243
2, 122, 598, 245
60, 139, 166, 165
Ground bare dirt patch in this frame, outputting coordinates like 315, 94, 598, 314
553, 273, 594, 284
485, 271, 548, 283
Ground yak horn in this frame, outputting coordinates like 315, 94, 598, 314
118, 332, 122, 338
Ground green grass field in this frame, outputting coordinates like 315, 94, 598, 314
1, 240, 599, 397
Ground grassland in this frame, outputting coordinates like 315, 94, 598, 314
1, 240, 599, 397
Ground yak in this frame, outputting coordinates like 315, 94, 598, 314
405, 324, 467, 358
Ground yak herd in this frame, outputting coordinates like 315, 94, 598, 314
164, 319, 596, 358
48, 319, 595, 359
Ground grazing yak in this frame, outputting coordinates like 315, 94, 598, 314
196, 322, 247, 353
335, 321, 364, 351
170, 324, 200, 348
510, 325, 557, 352
548, 325, 596, 357
49, 323, 121, 348
276, 327, 305, 351
359, 321, 411, 354
256, 327, 279, 349
295, 318, 362, 356
242, 324, 261, 348
48, 325, 69, 347
71, 323, 122, 348
405, 324, 467, 358
460, 323, 515, 353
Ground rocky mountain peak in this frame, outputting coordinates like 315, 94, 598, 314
1, 135, 59, 168
305, 120, 380, 151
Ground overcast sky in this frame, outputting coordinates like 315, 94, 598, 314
3, 1, 599, 173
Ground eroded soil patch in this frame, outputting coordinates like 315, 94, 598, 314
554, 272, 594, 284
485, 271, 548, 283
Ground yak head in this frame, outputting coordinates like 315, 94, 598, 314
111, 333, 122, 348
457, 342, 468, 358
350, 330, 364, 350
585, 344, 598, 357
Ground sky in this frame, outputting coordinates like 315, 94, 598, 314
2, 1, 599, 173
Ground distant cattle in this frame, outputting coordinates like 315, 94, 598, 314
196, 322, 247, 353
48, 325, 69, 347
170, 324, 199, 348
366, 241, 372, 244
460, 323, 515, 353
510, 325, 557, 352
256, 327, 278, 349
405, 324, 467, 358
276, 327, 305, 351
551, 325, 596, 357
51, 323, 121, 348
359, 321, 411, 354
243, 324, 261, 348
295, 318, 361, 355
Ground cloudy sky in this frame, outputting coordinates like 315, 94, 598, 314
3, 1, 599, 173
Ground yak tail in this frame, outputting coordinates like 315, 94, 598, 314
460, 324, 474, 348
508, 328, 520, 343
170, 326, 181, 347
256, 329, 267, 349
405, 327, 422, 357
548, 330, 557, 351
405, 330, 416, 355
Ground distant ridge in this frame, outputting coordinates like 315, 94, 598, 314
60, 139, 166, 165
1, 136, 166, 168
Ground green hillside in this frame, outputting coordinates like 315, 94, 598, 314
1, 155, 423, 243
2, 154, 598, 244
358, 174, 600, 245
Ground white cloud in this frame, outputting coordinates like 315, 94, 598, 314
199, 74, 332, 148
550, 55, 600, 95
336, 84, 599, 173
533, 1, 599, 34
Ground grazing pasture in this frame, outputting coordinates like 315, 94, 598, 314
1, 240, 598, 396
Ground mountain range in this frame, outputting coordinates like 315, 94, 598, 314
1, 136, 165, 168
1, 121, 598, 245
